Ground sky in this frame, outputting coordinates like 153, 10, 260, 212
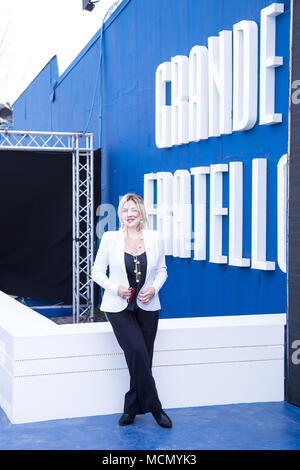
0, 0, 121, 104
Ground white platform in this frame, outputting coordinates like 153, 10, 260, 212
0, 290, 286, 423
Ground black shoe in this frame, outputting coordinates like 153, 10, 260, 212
118, 413, 135, 426
152, 410, 172, 428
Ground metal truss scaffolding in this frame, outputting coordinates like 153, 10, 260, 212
0, 130, 94, 323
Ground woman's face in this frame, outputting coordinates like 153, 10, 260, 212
121, 199, 141, 230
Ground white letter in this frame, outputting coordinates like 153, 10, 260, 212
173, 170, 191, 258
229, 162, 250, 267
157, 172, 173, 255
259, 3, 284, 125
251, 159, 275, 270
209, 164, 228, 263
144, 173, 157, 229
189, 46, 208, 142
233, 20, 258, 131
96, 203, 117, 238
277, 154, 287, 273
155, 62, 172, 148
191, 166, 210, 260
208, 30, 232, 137
171, 55, 189, 146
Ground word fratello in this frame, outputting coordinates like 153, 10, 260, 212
155, 3, 285, 148
144, 155, 287, 273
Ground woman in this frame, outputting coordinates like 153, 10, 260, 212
92, 193, 172, 428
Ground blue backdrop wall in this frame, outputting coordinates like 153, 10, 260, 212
13, 0, 290, 319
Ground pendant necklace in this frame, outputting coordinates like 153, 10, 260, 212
127, 233, 143, 283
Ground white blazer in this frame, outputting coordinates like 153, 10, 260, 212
92, 229, 168, 313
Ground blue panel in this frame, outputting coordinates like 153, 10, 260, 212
13, 56, 59, 131
12, 0, 290, 319
99, 0, 290, 318
13, 37, 103, 144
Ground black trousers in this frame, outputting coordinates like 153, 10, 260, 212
107, 307, 162, 416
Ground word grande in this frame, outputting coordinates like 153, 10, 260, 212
155, 3, 284, 148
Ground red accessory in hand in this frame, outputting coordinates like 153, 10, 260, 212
127, 287, 135, 304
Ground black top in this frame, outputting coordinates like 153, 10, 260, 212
124, 251, 147, 311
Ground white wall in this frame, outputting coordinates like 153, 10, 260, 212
0, 291, 286, 424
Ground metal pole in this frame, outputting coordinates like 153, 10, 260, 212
72, 136, 77, 323
75, 135, 80, 323
89, 134, 95, 321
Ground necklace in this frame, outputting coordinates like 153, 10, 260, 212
126, 233, 144, 256
132, 254, 141, 283
125, 233, 144, 283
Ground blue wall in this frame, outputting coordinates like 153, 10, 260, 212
13, 0, 290, 319
13, 31, 103, 141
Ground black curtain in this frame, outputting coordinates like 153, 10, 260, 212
0, 149, 101, 304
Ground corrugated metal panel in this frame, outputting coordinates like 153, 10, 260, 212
11, 0, 290, 319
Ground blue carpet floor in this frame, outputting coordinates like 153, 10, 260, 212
1, 401, 300, 451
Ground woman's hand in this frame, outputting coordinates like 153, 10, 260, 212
117, 286, 132, 300
138, 287, 155, 304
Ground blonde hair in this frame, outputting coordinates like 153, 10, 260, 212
118, 193, 148, 230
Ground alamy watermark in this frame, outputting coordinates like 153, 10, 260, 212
291, 340, 300, 365
292, 80, 300, 105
